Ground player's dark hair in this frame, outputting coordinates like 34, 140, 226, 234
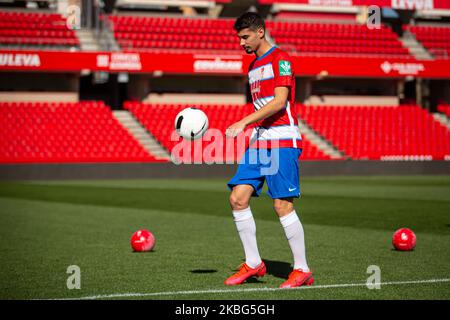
233, 12, 265, 32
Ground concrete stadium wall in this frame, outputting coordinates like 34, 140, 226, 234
0, 161, 449, 180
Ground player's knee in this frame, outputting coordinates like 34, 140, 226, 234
273, 200, 293, 216
229, 193, 249, 211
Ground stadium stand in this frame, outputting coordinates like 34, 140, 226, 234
115, 0, 232, 9
0, 11, 79, 50
273, 11, 357, 22
266, 21, 413, 59
0, 3, 449, 166
109, 15, 241, 54
258, 0, 399, 4
406, 25, 450, 59
297, 136, 333, 160
0, 101, 165, 163
298, 104, 450, 160
110, 15, 412, 59
438, 103, 450, 117
125, 102, 333, 161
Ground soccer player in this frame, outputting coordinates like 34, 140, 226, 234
224, 12, 313, 288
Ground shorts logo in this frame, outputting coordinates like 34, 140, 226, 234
279, 60, 291, 76
288, 187, 296, 192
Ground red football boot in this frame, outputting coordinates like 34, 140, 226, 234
279, 269, 314, 289
224, 262, 266, 285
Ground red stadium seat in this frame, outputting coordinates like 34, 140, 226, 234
109, 15, 242, 54
438, 103, 450, 117
267, 21, 413, 59
0, 11, 79, 49
297, 104, 450, 160
125, 102, 333, 162
406, 25, 450, 59
109, 15, 414, 58
0, 101, 166, 163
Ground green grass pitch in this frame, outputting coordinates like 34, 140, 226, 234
0, 175, 449, 300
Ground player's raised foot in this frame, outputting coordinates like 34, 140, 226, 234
279, 269, 314, 289
224, 261, 266, 285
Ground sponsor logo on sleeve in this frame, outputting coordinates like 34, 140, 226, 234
279, 60, 291, 76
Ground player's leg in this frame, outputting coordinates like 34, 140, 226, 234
225, 184, 266, 285
225, 149, 266, 285
266, 148, 313, 288
229, 184, 262, 268
273, 197, 310, 272
273, 198, 313, 288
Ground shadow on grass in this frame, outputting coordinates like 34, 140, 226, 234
246, 277, 265, 284
263, 259, 292, 280
188, 260, 290, 284
190, 269, 218, 274
131, 250, 156, 253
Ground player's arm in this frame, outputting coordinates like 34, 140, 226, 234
226, 86, 289, 138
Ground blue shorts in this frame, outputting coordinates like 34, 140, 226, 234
227, 148, 302, 199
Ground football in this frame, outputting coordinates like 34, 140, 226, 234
392, 228, 416, 251
174, 107, 209, 140
131, 229, 156, 252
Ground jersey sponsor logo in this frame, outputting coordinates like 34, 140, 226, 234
249, 63, 274, 84
279, 60, 291, 76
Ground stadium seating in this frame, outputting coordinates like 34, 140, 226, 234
438, 103, 450, 117
267, 21, 413, 59
298, 104, 450, 160
109, 15, 411, 59
273, 11, 356, 22
125, 102, 333, 162
258, 0, 388, 4
0, 101, 165, 163
109, 16, 241, 54
406, 25, 450, 59
0, 11, 79, 49
298, 137, 333, 160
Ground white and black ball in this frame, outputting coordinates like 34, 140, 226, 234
174, 107, 209, 140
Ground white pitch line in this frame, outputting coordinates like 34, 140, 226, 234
51, 278, 450, 300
